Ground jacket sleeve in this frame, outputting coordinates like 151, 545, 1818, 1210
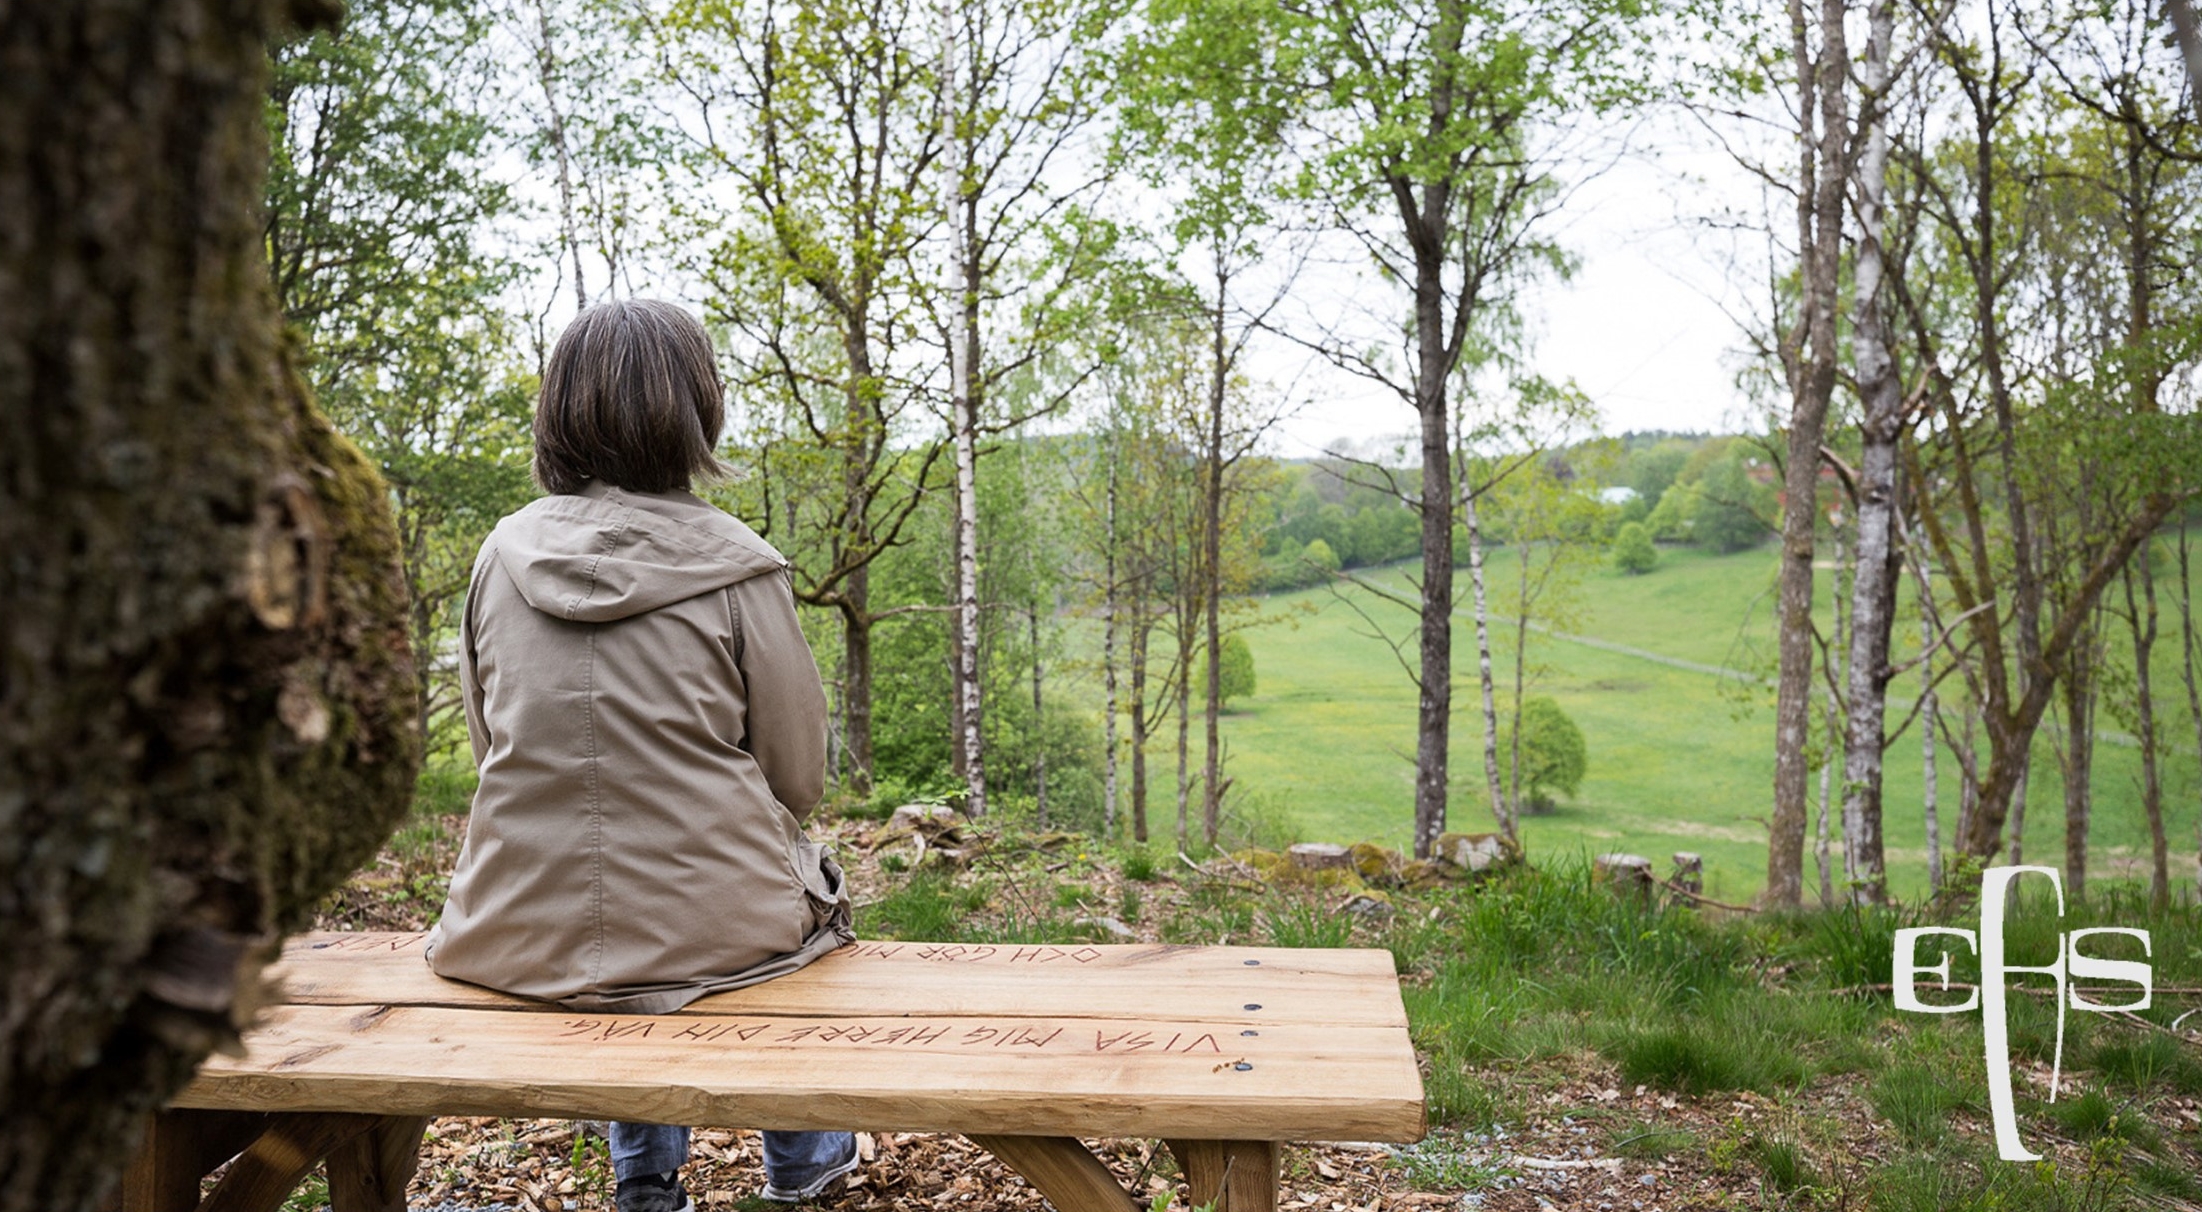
730, 567, 829, 819
459, 544, 495, 771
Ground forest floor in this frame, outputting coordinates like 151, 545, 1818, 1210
287, 793, 2202, 1212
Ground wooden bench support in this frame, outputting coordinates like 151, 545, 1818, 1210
106, 1110, 427, 1212
968, 1134, 1139, 1212
1168, 1139, 1281, 1212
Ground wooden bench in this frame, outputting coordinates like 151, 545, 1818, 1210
113, 932, 1425, 1212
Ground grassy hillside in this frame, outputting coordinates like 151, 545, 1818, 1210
1214, 542, 2202, 903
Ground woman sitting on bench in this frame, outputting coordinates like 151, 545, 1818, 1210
425, 298, 861, 1210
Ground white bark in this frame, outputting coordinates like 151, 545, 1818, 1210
942, 0, 985, 817
1101, 442, 1120, 836
1817, 520, 1846, 905
1460, 481, 1508, 839
1837, 0, 1898, 903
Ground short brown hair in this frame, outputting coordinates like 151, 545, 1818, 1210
534, 298, 729, 494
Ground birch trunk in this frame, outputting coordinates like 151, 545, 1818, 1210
1, 2, 423, 1202
1837, 0, 1900, 904
1460, 481, 1509, 839
1770, 0, 1851, 906
942, 0, 985, 817
1817, 521, 1847, 904
1102, 457, 1121, 836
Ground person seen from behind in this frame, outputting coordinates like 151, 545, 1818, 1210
425, 298, 860, 1210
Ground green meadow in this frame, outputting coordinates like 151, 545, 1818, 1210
1211, 542, 2202, 903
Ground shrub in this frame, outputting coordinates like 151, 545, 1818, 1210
1502, 696, 1586, 809
1192, 633, 1257, 706
1302, 537, 1340, 575
1612, 520, 1658, 574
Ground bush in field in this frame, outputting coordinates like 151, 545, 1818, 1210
1193, 633, 1257, 706
1503, 696, 1586, 810
1303, 537, 1340, 575
1612, 520, 1658, 574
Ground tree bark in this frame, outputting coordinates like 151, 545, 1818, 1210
1101, 449, 1121, 837
1030, 600, 1048, 828
1914, 547, 1944, 892
2123, 558, 2168, 911
1817, 520, 1847, 905
2058, 624, 2097, 901
1769, 0, 1850, 906
1413, 286, 1455, 861
1837, 0, 1899, 904
1129, 613, 1151, 843
1201, 275, 1228, 848
0, 3, 423, 1208
943, 0, 986, 818
2179, 520, 2202, 895
1460, 480, 1509, 839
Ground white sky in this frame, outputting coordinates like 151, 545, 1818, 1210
1267, 116, 1777, 457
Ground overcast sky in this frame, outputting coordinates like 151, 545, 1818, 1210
1267, 115, 1779, 457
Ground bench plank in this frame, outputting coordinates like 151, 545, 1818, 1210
267, 934, 1408, 1029
178, 1003, 1426, 1142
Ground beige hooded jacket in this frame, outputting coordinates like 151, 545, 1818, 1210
424, 481, 852, 1014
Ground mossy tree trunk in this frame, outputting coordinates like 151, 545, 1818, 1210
0, 3, 423, 1210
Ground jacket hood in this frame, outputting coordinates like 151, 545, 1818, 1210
490, 482, 788, 623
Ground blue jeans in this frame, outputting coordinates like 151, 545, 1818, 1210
609, 1122, 855, 1190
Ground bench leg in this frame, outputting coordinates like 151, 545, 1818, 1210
105, 1111, 272, 1212
967, 1135, 1139, 1212
198, 1112, 378, 1212
326, 1116, 429, 1212
1167, 1139, 1280, 1212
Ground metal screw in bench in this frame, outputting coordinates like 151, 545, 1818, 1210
1244, 959, 1260, 966
1243, 1003, 1261, 1011
1241, 1030, 1259, 1037
1234, 1062, 1253, 1071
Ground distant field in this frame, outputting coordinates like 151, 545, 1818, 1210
1199, 542, 2202, 903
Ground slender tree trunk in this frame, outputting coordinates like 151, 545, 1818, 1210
1509, 540, 1531, 814
943, 0, 985, 817
1413, 344, 1454, 859
2124, 558, 2168, 910
1838, 0, 1899, 904
2179, 520, 2202, 894
1955, 697, 1980, 849
529, 0, 587, 311
1201, 278, 1228, 848
1102, 460, 1121, 837
2007, 762, 2029, 867
1030, 600, 1047, 829
1770, 0, 1851, 906
1129, 612, 1151, 843
842, 572, 875, 793
2059, 623, 2096, 901
1461, 480, 1509, 839
1817, 521, 1847, 904
1916, 550, 1944, 892
1, 3, 424, 1205
1175, 638, 1192, 848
